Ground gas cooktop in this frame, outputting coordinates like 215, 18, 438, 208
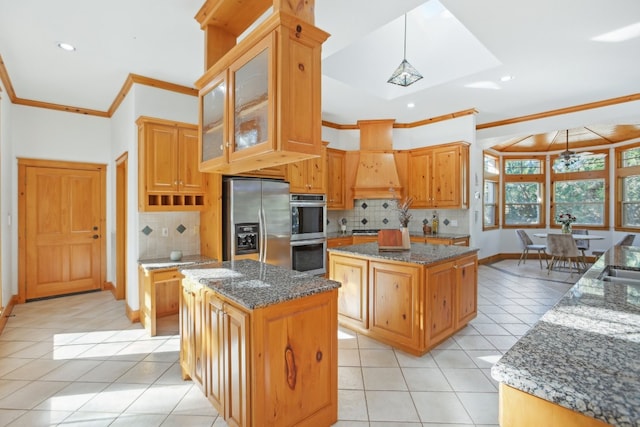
351, 229, 380, 235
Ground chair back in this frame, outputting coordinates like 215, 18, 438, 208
547, 234, 580, 258
618, 234, 636, 246
572, 229, 589, 250
516, 229, 533, 247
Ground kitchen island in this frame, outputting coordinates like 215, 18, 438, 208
179, 259, 340, 427
491, 245, 640, 427
328, 242, 479, 355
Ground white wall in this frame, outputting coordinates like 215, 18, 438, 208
0, 84, 13, 306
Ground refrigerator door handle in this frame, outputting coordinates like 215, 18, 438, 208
259, 207, 267, 263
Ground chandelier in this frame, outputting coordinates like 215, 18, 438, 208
387, 14, 423, 87
554, 129, 583, 171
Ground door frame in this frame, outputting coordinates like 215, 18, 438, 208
115, 152, 128, 301
17, 158, 107, 303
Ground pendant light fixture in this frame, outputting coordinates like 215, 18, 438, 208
555, 129, 582, 171
387, 14, 423, 87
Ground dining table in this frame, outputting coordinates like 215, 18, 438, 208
532, 233, 605, 240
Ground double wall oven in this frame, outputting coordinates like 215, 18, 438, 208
290, 194, 326, 275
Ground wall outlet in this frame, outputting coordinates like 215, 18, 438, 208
450, 220, 458, 227
162, 227, 169, 237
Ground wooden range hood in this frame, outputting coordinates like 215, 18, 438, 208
352, 120, 403, 199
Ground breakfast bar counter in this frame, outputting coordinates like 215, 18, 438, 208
491, 245, 640, 427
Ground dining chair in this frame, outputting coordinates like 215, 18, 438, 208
516, 229, 547, 269
572, 229, 589, 266
593, 234, 636, 258
546, 233, 582, 276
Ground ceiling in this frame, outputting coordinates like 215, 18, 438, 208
1, 0, 640, 151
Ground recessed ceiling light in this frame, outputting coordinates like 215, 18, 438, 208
407, 102, 415, 108
57, 42, 76, 52
465, 81, 501, 90
500, 75, 515, 82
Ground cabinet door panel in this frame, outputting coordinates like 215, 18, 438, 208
456, 256, 478, 326
201, 75, 227, 165
409, 150, 432, 207
179, 128, 205, 193
432, 146, 460, 207
426, 262, 456, 345
330, 255, 368, 329
179, 283, 195, 379
224, 303, 249, 427
258, 293, 336, 426
327, 149, 345, 209
147, 124, 179, 192
205, 293, 225, 412
369, 262, 423, 350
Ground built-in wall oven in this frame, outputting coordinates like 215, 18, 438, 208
290, 194, 327, 275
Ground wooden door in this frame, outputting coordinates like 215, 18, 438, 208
23, 163, 103, 300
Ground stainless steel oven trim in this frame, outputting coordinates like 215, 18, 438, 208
290, 238, 327, 276
290, 194, 327, 242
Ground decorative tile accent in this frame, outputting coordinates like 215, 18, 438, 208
361, 202, 368, 209
142, 226, 153, 236
382, 218, 389, 224
361, 218, 368, 225
382, 202, 389, 209
176, 224, 187, 234
443, 218, 450, 226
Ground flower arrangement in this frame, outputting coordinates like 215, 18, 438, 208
556, 212, 576, 225
394, 196, 414, 227
556, 212, 576, 233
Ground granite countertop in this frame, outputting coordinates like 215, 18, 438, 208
326, 230, 470, 239
138, 254, 215, 272
327, 242, 478, 265
491, 245, 640, 427
180, 259, 341, 310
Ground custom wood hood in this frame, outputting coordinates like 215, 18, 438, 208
352, 119, 403, 199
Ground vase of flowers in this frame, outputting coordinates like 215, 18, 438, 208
556, 212, 576, 234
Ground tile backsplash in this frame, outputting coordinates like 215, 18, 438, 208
138, 212, 200, 260
327, 199, 469, 235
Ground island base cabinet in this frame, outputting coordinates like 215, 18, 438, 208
426, 261, 456, 346
252, 290, 338, 427
499, 384, 611, 427
456, 255, 478, 326
369, 261, 423, 353
182, 278, 338, 427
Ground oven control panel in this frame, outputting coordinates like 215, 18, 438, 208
235, 223, 259, 255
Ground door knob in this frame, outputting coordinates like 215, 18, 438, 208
92, 235, 99, 239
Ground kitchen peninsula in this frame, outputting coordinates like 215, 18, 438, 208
328, 242, 479, 355
179, 259, 340, 427
492, 246, 640, 427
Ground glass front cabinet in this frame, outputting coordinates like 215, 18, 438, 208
197, 13, 329, 174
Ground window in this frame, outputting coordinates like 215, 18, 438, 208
616, 143, 640, 229
551, 150, 608, 228
503, 157, 545, 227
483, 153, 499, 229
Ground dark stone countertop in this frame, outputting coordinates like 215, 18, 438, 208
491, 245, 640, 427
179, 259, 341, 310
138, 254, 215, 272
327, 242, 478, 265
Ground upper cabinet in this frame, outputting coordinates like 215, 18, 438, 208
327, 148, 346, 209
287, 142, 327, 194
196, 12, 329, 174
408, 142, 469, 209
137, 117, 206, 212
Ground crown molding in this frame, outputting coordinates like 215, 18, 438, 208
0, 54, 197, 117
322, 108, 477, 130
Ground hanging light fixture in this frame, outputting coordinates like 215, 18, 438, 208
554, 129, 583, 171
387, 14, 423, 87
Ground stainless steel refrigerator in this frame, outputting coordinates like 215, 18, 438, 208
222, 177, 291, 268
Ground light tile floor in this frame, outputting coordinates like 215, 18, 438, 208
0, 259, 578, 426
